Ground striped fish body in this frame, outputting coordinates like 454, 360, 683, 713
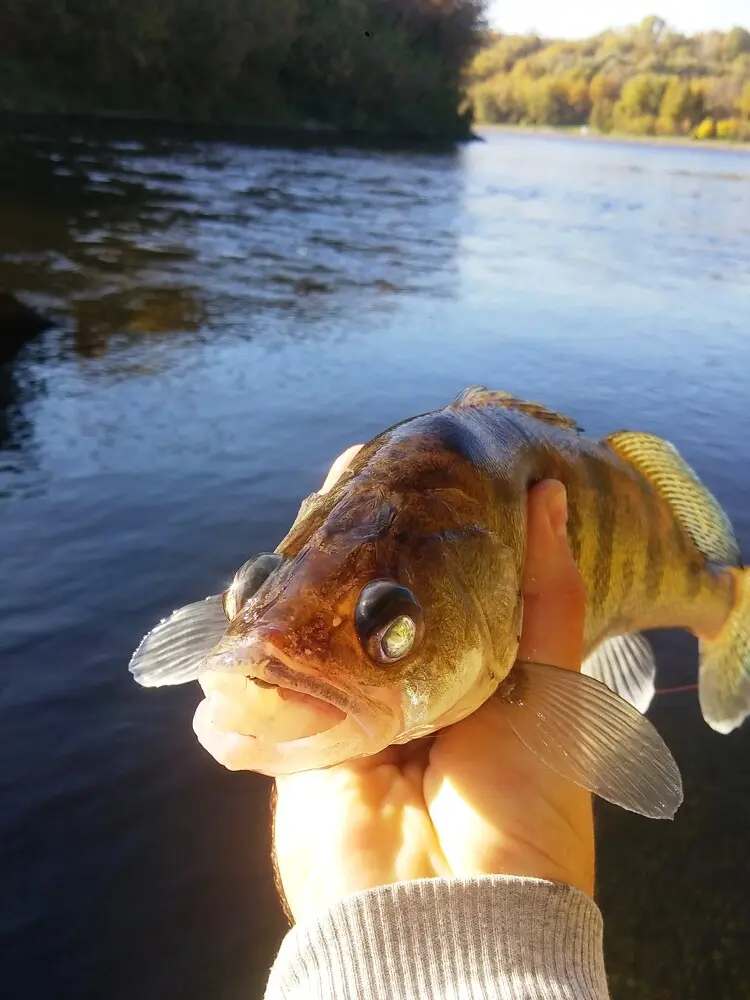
539, 432, 733, 652
422, 388, 744, 730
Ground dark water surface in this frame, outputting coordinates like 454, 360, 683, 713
1, 123, 749, 999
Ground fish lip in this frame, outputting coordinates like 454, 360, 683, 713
202, 639, 375, 724
193, 696, 403, 773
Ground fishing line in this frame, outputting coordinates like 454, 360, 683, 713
655, 683, 698, 696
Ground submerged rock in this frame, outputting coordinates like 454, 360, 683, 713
0, 293, 53, 364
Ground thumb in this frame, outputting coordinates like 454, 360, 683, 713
519, 480, 586, 672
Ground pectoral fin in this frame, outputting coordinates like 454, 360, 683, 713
129, 595, 227, 688
498, 661, 683, 819
582, 632, 656, 713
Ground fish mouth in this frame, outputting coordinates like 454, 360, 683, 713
245, 654, 362, 720
196, 640, 395, 769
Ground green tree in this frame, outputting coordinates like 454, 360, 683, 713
590, 99, 615, 131
738, 81, 750, 118
472, 74, 520, 123
716, 118, 741, 139
657, 77, 702, 133
524, 77, 569, 125
614, 73, 668, 118
589, 74, 621, 104
724, 26, 750, 60
0, 0, 485, 136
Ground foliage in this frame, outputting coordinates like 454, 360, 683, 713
0, 0, 486, 137
468, 16, 750, 140
694, 117, 716, 139
716, 117, 743, 139
738, 81, 750, 117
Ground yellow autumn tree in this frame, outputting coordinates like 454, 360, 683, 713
468, 19, 750, 141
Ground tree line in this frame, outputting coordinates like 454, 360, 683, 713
0, 0, 483, 138
468, 16, 750, 140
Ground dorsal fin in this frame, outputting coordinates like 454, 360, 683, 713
452, 386, 582, 432
605, 430, 741, 567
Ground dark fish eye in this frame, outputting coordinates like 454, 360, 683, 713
355, 580, 424, 665
223, 553, 283, 619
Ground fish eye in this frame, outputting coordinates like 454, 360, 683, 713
223, 553, 283, 619
355, 580, 424, 665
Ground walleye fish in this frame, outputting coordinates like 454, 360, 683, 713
129, 388, 750, 820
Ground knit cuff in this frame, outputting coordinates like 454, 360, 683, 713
265, 875, 609, 1000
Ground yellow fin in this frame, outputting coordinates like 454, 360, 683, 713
699, 567, 750, 733
604, 430, 741, 567
452, 386, 582, 431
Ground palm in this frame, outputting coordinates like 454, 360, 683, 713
274, 696, 594, 924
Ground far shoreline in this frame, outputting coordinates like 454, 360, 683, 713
475, 123, 750, 153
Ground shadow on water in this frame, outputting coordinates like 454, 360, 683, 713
0, 357, 39, 458
0, 333, 52, 481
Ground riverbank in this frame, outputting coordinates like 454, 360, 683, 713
0, 107, 477, 147
0, 107, 482, 156
476, 123, 750, 153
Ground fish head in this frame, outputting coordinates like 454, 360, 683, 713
196, 485, 520, 775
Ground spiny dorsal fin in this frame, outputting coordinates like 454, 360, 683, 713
605, 430, 740, 567
452, 386, 582, 432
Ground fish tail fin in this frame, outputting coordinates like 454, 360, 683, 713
604, 429, 747, 733
699, 567, 750, 734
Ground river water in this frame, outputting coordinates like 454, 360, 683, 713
1, 122, 749, 999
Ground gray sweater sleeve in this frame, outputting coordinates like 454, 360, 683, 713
264, 875, 609, 1000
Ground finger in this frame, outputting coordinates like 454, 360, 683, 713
519, 480, 586, 673
319, 444, 364, 494
269, 784, 295, 926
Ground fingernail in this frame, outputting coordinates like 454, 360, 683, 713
549, 486, 568, 539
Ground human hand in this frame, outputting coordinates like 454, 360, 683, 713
272, 446, 594, 926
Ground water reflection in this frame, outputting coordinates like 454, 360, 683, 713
0, 124, 464, 372
72, 286, 206, 358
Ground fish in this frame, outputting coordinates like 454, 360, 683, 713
129, 387, 750, 820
